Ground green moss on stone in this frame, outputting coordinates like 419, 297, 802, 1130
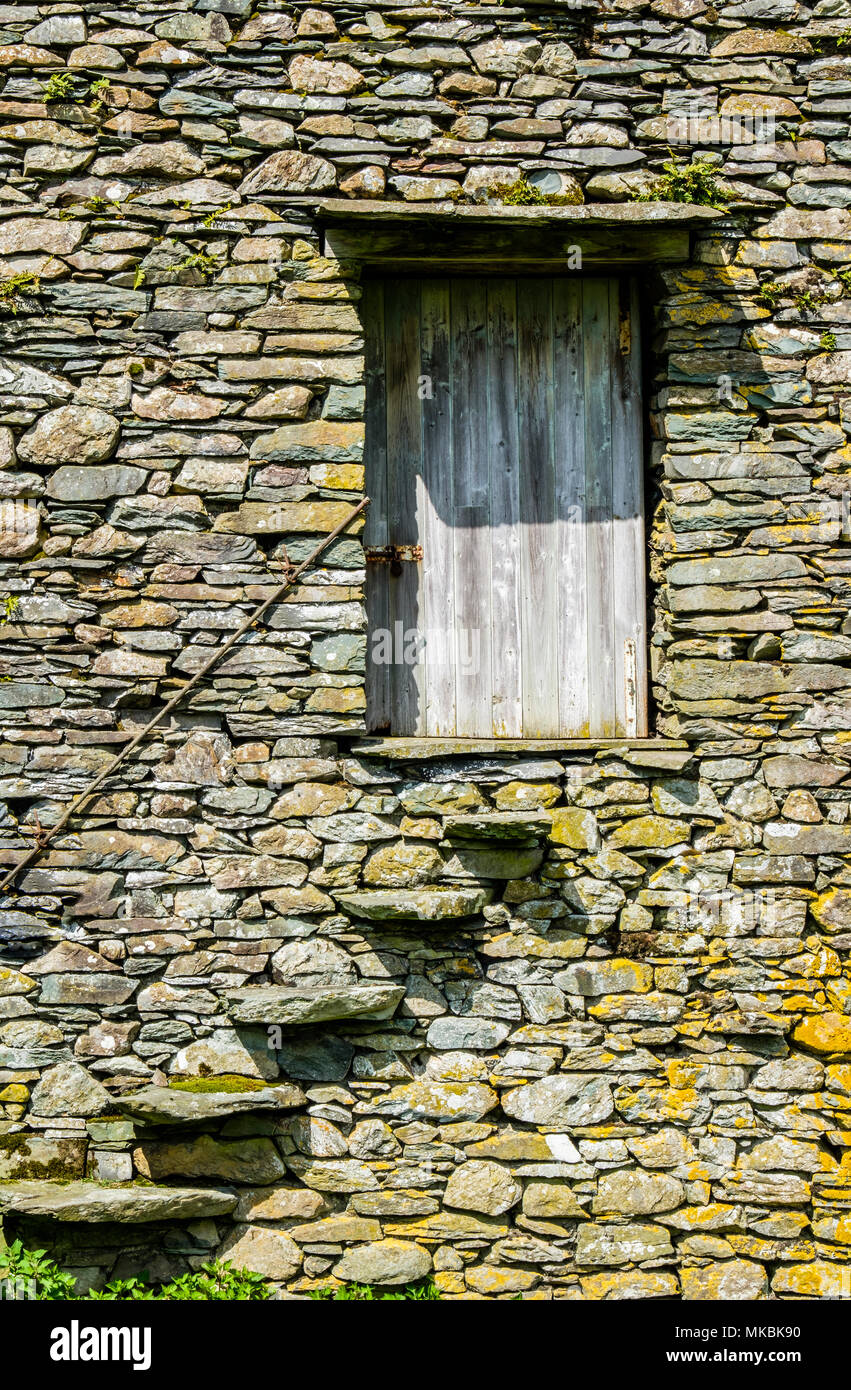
169, 1075, 268, 1094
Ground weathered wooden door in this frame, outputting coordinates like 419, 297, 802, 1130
363, 276, 647, 739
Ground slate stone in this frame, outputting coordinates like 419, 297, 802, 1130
0, 501, 40, 558
18, 406, 120, 469
37, 974, 137, 1006
46, 465, 146, 502
30, 1061, 111, 1117
226, 983, 405, 1025
575, 1223, 674, 1267
335, 887, 492, 921
426, 1017, 511, 1049
371, 1081, 499, 1122
135, 1135, 286, 1184
0, 1181, 238, 1223
333, 1239, 432, 1284
217, 1224, 302, 1279
239, 150, 336, 195
0, 1136, 87, 1181
117, 1081, 306, 1125
276, 1035, 354, 1082
501, 1075, 614, 1126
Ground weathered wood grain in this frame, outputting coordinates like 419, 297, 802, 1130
365, 275, 646, 739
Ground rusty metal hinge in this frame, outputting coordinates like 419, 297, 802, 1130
365, 543, 423, 576
624, 637, 638, 737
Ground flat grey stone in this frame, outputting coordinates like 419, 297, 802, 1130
226, 983, 405, 1025
426, 1017, 511, 1050
118, 1082, 306, 1125
335, 887, 492, 920
46, 465, 145, 502
443, 812, 551, 843
0, 1180, 238, 1223
317, 199, 722, 225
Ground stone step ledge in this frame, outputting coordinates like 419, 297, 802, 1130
0, 1180, 237, 1223
117, 1082, 306, 1126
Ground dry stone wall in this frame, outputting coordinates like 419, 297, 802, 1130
1, 0, 851, 1300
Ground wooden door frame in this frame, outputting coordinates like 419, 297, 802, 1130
317, 201, 717, 750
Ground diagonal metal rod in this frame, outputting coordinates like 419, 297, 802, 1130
0, 496, 370, 893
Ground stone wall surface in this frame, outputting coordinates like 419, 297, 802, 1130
1, 0, 851, 1300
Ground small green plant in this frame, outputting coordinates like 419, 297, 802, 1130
0, 1245, 272, 1301
821, 329, 838, 351
0, 1241, 77, 1299
634, 151, 728, 209
41, 71, 77, 103
836, 266, 851, 295
90, 1262, 272, 1301
88, 78, 110, 111
1, 595, 19, 623
160, 1262, 272, 1300
202, 204, 232, 227
83, 194, 123, 217
87, 1277, 157, 1301
0, 271, 41, 315
837, 28, 851, 48
795, 286, 829, 315
499, 176, 551, 206
757, 281, 784, 311
309, 1279, 442, 1301
177, 250, 221, 279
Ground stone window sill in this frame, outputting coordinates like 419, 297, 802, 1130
350, 737, 688, 760
316, 200, 722, 228
317, 200, 722, 270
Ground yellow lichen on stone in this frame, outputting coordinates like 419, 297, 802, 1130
772, 1262, 850, 1298
465, 1264, 538, 1295
580, 1270, 680, 1300
793, 1012, 851, 1055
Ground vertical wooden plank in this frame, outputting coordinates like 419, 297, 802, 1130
583, 278, 616, 738
420, 278, 455, 736
611, 276, 647, 736
451, 278, 492, 738
553, 278, 588, 737
362, 278, 390, 733
487, 278, 522, 737
385, 277, 424, 735
367, 270, 646, 743
518, 277, 558, 737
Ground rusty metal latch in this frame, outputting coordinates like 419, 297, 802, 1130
365, 543, 423, 576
